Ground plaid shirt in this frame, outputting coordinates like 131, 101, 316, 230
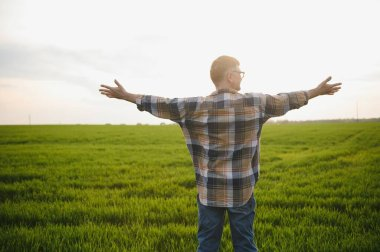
136, 88, 308, 207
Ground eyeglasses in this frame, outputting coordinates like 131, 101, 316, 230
232, 71, 245, 79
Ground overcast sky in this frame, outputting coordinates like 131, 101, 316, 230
0, 0, 379, 125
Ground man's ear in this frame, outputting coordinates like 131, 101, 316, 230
226, 71, 232, 83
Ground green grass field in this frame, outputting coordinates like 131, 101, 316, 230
0, 122, 379, 251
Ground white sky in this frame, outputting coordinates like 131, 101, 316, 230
0, 0, 379, 125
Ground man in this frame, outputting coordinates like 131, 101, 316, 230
99, 55, 342, 252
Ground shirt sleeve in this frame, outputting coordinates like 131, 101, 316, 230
136, 95, 194, 123
261, 91, 309, 118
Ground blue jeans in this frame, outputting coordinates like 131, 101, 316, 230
197, 194, 258, 252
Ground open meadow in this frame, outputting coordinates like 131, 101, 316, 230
0, 122, 379, 251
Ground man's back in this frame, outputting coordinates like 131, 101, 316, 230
179, 89, 264, 207
136, 88, 309, 207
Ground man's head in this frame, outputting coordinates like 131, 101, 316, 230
210, 55, 244, 91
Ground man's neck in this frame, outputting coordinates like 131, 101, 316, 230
216, 82, 232, 90
211, 87, 239, 95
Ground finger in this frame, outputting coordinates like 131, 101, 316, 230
99, 89, 111, 93
328, 89, 340, 94
329, 87, 341, 92
323, 76, 332, 83
332, 85, 342, 90
331, 83, 342, 87
100, 90, 113, 96
114, 79, 121, 87
100, 84, 113, 89
99, 89, 114, 94
102, 92, 114, 98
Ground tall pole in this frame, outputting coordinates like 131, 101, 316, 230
356, 102, 359, 122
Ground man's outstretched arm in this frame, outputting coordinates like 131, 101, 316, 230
99, 79, 141, 103
99, 79, 190, 122
263, 76, 342, 118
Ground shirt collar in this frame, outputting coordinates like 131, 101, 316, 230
211, 88, 239, 95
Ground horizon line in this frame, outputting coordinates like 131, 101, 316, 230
0, 117, 379, 126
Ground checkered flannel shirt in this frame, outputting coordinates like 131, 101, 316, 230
136, 88, 308, 207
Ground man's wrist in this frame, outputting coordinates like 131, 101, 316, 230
123, 92, 142, 104
122, 92, 133, 103
307, 88, 320, 100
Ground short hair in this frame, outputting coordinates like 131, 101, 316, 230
210, 55, 240, 85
